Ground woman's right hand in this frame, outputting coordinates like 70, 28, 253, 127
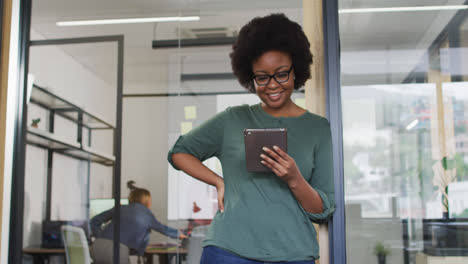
179, 232, 189, 240
216, 180, 225, 213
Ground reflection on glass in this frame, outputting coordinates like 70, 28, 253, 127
340, 1, 468, 264
443, 82, 468, 219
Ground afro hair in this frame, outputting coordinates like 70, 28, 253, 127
230, 13, 313, 93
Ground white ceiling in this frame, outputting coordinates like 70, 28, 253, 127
30, 0, 467, 91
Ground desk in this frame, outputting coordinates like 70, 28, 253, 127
144, 247, 188, 264
23, 246, 188, 264
416, 252, 468, 264
23, 247, 65, 263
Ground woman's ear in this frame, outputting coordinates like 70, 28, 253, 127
144, 196, 152, 208
250, 81, 256, 92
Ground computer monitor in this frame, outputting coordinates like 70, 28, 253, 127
89, 198, 129, 219
42, 219, 90, 248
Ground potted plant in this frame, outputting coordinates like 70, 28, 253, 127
373, 242, 390, 264
31, 118, 41, 128
432, 156, 456, 218
425, 156, 468, 256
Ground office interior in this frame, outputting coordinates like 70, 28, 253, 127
1, 0, 468, 264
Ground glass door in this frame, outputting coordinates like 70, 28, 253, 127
338, 1, 468, 264
24, 1, 307, 264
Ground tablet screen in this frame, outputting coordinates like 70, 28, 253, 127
244, 128, 287, 172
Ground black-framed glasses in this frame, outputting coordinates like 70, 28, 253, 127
252, 66, 293, 86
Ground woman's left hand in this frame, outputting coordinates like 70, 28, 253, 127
260, 145, 302, 185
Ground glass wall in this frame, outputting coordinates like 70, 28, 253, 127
339, 1, 468, 264
23, 1, 304, 263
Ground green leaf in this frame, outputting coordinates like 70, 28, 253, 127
441, 156, 448, 170
440, 156, 455, 170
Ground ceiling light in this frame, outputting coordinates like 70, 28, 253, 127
406, 119, 419, 130
56, 16, 200, 26
339, 5, 468, 14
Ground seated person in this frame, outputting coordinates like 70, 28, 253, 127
90, 181, 187, 264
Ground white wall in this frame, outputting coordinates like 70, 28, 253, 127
122, 96, 174, 243
23, 30, 116, 250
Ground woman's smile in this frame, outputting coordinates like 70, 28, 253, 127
266, 91, 283, 101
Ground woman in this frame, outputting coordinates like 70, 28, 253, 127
90, 181, 187, 264
168, 14, 335, 263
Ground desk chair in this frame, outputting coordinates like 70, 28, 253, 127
61, 225, 93, 264
186, 225, 209, 264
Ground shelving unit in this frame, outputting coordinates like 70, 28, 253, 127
27, 83, 116, 220
29, 84, 114, 129
26, 126, 115, 166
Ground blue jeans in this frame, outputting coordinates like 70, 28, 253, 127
200, 246, 316, 264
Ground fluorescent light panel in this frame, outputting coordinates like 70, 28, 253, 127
57, 16, 200, 26
339, 5, 468, 14
406, 119, 419, 130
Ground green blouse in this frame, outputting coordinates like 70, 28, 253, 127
168, 103, 335, 262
